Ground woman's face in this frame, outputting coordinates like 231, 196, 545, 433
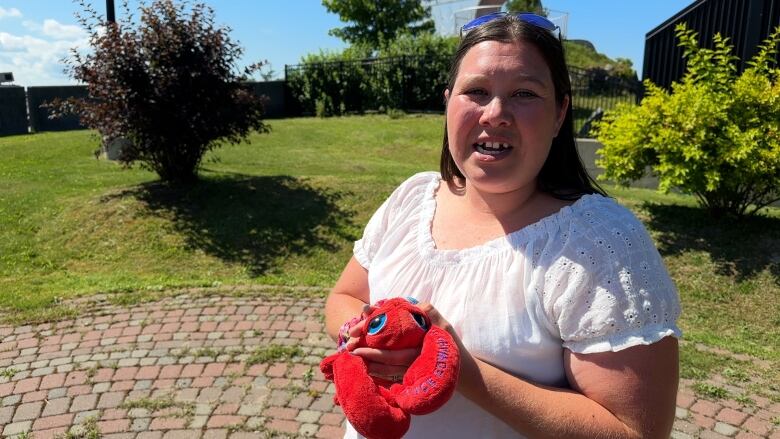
445, 39, 568, 195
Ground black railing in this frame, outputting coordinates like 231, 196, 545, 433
285, 56, 642, 135
285, 54, 451, 117
2, 58, 642, 137
569, 65, 642, 135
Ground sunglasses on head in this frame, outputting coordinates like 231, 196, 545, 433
460, 12, 560, 38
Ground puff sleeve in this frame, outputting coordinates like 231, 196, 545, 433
541, 198, 682, 354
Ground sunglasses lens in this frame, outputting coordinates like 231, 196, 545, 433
516, 13, 557, 32
462, 12, 502, 32
461, 12, 558, 36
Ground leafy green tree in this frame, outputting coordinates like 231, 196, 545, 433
322, 0, 435, 50
50, 0, 269, 185
504, 0, 546, 16
595, 24, 780, 218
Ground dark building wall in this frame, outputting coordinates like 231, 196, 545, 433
643, 0, 780, 88
7, 82, 282, 134
0, 86, 28, 136
26, 86, 88, 132
244, 80, 286, 119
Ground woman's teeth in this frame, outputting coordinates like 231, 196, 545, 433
474, 142, 511, 155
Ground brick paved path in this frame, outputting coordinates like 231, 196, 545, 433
0, 292, 777, 439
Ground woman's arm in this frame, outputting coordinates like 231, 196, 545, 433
324, 256, 370, 342
421, 303, 679, 439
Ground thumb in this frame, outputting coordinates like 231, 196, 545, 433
348, 319, 366, 338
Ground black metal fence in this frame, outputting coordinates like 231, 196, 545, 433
643, 0, 780, 88
285, 55, 451, 117
285, 56, 642, 135
2, 59, 640, 137
569, 65, 642, 134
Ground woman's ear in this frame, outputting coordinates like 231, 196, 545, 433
444, 89, 450, 105
554, 94, 570, 137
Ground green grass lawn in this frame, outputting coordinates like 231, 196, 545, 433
1, 114, 778, 398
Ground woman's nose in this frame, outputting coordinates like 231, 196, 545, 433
479, 96, 511, 127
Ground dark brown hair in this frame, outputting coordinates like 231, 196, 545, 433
440, 15, 606, 199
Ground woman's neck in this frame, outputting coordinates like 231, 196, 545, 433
455, 180, 541, 221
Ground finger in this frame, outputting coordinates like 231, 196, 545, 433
366, 362, 408, 377
418, 302, 454, 334
347, 320, 365, 338
351, 347, 421, 366
417, 302, 440, 321
345, 336, 361, 352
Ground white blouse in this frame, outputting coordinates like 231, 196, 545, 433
345, 171, 682, 439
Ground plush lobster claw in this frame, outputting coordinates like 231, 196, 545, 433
320, 297, 460, 439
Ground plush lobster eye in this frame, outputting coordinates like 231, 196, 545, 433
411, 313, 428, 330
367, 314, 387, 335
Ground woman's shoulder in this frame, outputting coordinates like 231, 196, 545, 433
537, 193, 653, 256
551, 193, 661, 266
566, 193, 644, 230
385, 171, 440, 205
397, 171, 440, 191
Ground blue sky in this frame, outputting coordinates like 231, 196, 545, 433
0, 1, 693, 87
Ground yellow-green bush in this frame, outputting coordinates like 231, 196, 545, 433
595, 24, 780, 218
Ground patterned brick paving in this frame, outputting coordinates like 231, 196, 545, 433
0, 292, 776, 438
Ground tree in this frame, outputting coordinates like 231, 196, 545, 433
595, 24, 780, 218
322, 0, 435, 50
504, 0, 546, 16
51, 0, 269, 185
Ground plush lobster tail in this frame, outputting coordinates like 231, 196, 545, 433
329, 353, 411, 439
391, 326, 460, 415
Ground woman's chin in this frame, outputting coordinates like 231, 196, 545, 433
462, 171, 530, 195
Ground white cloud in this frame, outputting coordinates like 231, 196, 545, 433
0, 15, 92, 86
22, 20, 40, 32
42, 19, 87, 41
0, 29, 90, 86
0, 7, 22, 19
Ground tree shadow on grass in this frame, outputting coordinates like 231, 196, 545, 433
641, 202, 780, 283
104, 174, 357, 276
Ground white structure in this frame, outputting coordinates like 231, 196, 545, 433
424, 0, 568, 38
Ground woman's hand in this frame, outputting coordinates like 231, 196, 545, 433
416, 302, 456, 337
347, 301, 467, 384
346, 318, 421, 382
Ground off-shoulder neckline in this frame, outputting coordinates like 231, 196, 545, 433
415, 172, 604, 264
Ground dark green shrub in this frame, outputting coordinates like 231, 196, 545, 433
286, 47, 373, 116
286, 33, 456, 116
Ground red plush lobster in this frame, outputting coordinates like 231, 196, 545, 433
320, 297, 460, 439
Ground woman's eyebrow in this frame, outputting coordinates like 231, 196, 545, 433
513, 73, 548, 87
458, 73, 548, 88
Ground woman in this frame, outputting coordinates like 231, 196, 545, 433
325, 12, 681, 439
